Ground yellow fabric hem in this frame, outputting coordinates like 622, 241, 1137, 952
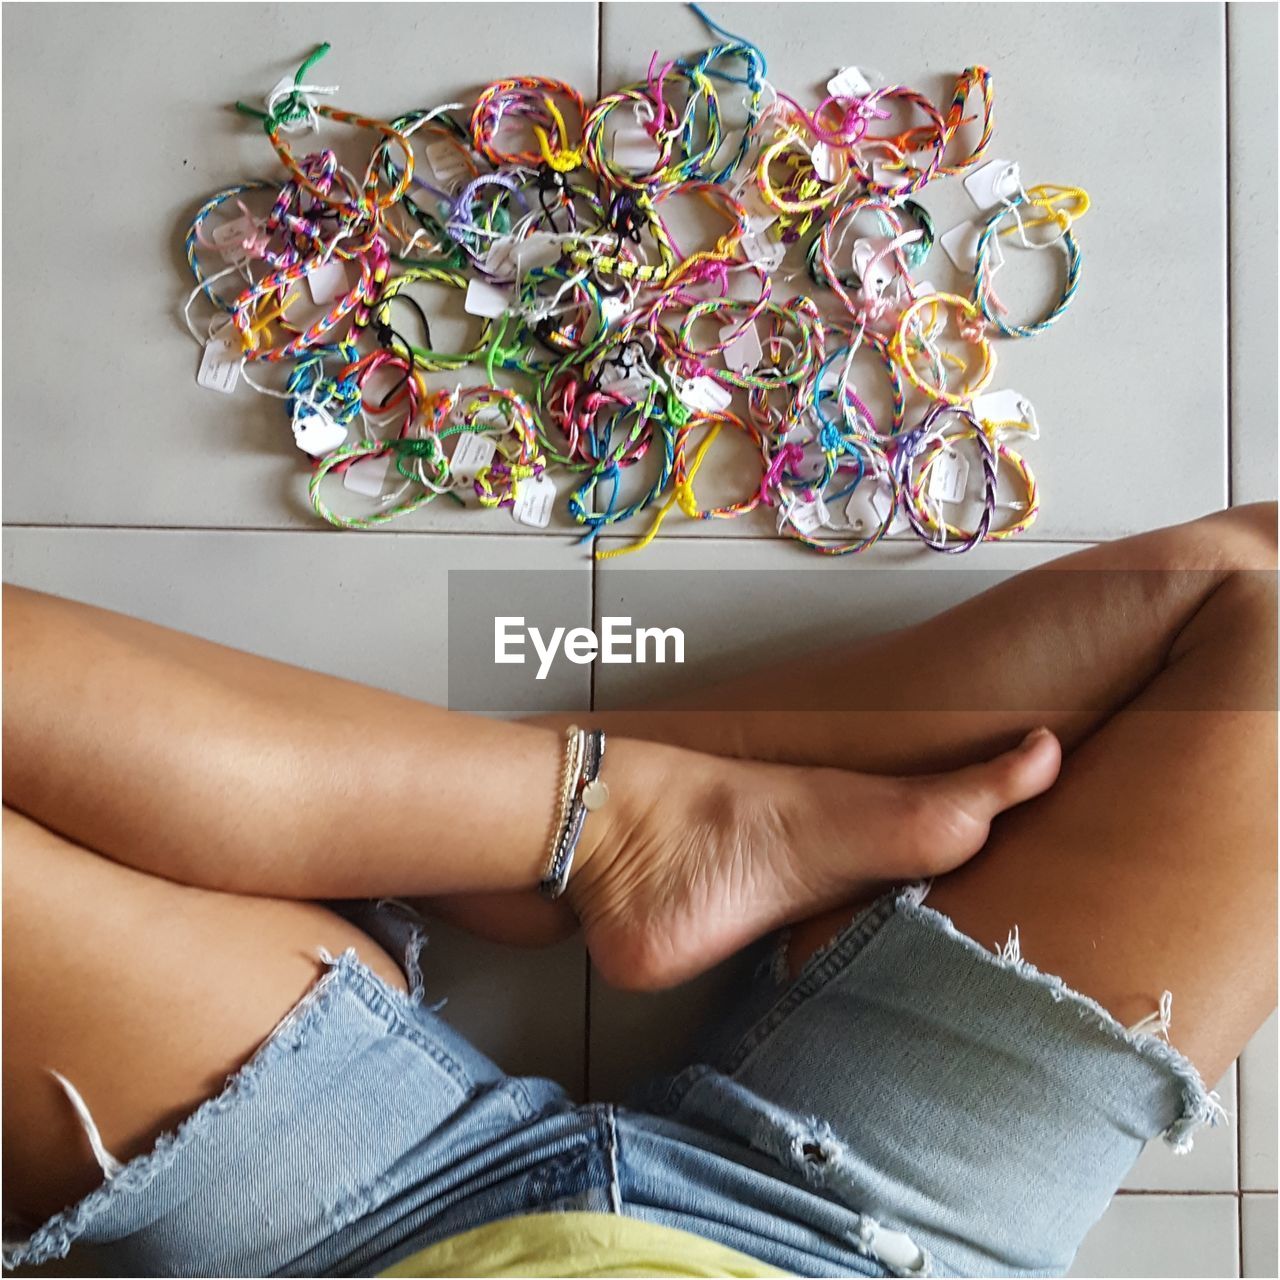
379, 1210, 790, 1278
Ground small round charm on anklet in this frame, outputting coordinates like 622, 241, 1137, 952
582, 778, 609, 811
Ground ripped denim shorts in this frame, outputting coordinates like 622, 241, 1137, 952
5, 886, 1222, 1278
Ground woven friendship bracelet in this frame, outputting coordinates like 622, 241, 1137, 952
185, 12, 1091, 553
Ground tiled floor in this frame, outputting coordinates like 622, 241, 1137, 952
3, 3, 1275, 1276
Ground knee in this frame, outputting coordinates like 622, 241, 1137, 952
1182, 502, 1277, 573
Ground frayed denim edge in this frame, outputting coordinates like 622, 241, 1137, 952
896, 891, 1226, 1154
3, 948, 367, 1270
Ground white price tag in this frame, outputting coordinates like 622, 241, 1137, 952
731, 179, 779, 230
291, 406, 348, 457
482, 238, 519, 279
196, 337, 241, 394
718, 321, 763, 375
343, 454, 397, 497
796, 441, 827, 482
307, 260, 348, 305
465, 277, 513, 318
972, 388, 1039, 437
210, 214, 256, 263
852, 237, 895, 295
928, 447, 970, 505
741, 227, 785, 272
449, 432, 498, 486
788, 496, 830, 536
511, 472, 556, 528
827, 66, 872, 98
811, 141, 845, 185
940, 220, 982, 272
601, 294, 630, 328
963, 158, 1021, 213
676, 375, 733, 414
844, 480, 896, 535
425, 141, 470, 190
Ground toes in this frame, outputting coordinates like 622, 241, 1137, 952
902, 729, 1062, 874
940, 727, 1063, 823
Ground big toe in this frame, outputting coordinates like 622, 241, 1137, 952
942, 727, 1063, 825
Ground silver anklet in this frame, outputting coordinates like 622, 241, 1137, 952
539, 725, 608, 900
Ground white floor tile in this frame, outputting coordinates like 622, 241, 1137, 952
2, 528, 592, 711
1241, 1012, 1279, 1191
1242, 1194, 1278, 1279
420, 918, 588, 1095
602, 3, 1229, 540
1069, 1195, 1240, 1278
1227, 3, 1279, 506
588, 951, 759, 1102
1123, 1067, 1238, 1193
2, 527, 595, 1093
1, 5, 598, 531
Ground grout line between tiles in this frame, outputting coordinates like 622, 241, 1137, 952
1113, 1189, 1244, 1197
1238, 1186, 1245, 1279
596, 0, 604, 100
3, 522, 1112, 547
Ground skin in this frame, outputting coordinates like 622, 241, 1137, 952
3, 502, 1275, 1238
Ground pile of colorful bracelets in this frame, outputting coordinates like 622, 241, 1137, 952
183, 6, 1091, 555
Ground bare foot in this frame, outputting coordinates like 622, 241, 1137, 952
571, 728, 1062, 991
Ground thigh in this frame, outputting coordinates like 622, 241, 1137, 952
922, 568, 1277, 1085
660, 572, 1275, 1275
2, 806, 409, 1226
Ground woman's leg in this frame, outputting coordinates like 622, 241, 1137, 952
584, 502, 1277, 774
1, 583, 1060, 990
587, 504, 1277, 1083
3, 805, 406, 1226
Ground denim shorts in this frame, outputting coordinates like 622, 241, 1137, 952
5, 886, 1222, 1278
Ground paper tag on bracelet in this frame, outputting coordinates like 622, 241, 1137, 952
940, 220, 982, 272
210, 214, 257, 264
426, 141, 471, 190
465, 277, 513, 317
512, 472, 556, 528
964, 158, 1021, 212
291, 406, 348, 457
677, 375, 732, 414
741, 226, 786, 272
845, 479, 906, 535
928, 447, 970, 504
196, 336, 242, 394
828, 66, 872, 98
972, 388, 1040, 439
308, 260, 348, 305
343, 454, 397, 497
852, 237, 896, 296
732, 178, 780, 230
450, 432, 497, 486
811, 141, 846, 185
719, 321, 763, 375
788, 495, 830, 536
601, 294, 630, 328
844, 483, 885, 535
